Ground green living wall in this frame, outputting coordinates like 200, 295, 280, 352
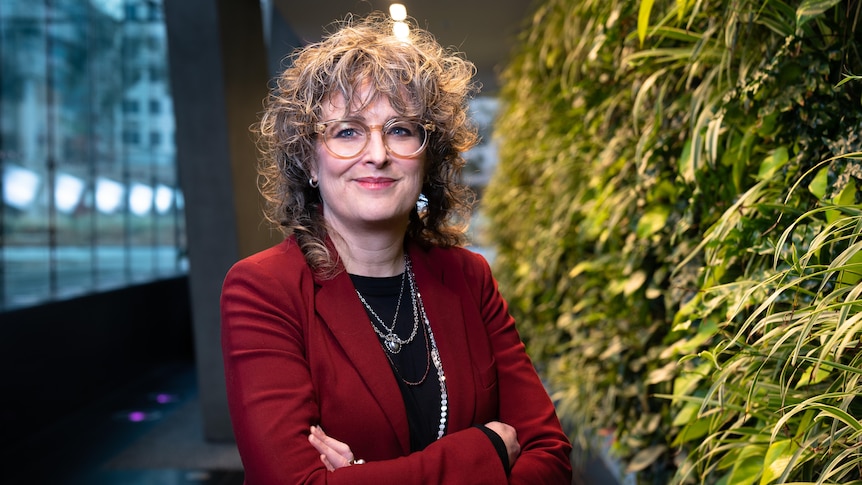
483, 0, 862, 483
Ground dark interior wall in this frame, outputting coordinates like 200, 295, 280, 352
0, 277, 194, 453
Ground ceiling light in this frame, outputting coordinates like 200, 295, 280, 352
389, 3, 407, 21
95, 177, 124, 214
3, 165, 40, 210
129, 183, 154, 216
55, 173, 85, 213
393, 21, 410, 40
154, 184, 174, 214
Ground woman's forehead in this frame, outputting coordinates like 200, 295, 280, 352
321, 87, 404, 118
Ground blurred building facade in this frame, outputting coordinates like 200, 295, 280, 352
1, 0, 184, 311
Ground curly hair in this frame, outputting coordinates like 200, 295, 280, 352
256, 12, 480, 276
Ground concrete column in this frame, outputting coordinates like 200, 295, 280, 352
164, 0, 280, 441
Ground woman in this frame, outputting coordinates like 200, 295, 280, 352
220, 12, 572, 484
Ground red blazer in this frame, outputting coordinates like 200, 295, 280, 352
221, 238, 572, 484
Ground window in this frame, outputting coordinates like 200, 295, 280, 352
123, 99, 140, 113
0, 0, 186, 311
125, 4, 138, 21
123, 130, 141, 145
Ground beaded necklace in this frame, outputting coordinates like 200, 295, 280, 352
406, 256, 448, 440
354, 255, 448, 440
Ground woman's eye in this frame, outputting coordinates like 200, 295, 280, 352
332, 124, 363, 139
388, 124, 415, 137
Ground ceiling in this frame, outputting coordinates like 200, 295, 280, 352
270, 0, 536, 95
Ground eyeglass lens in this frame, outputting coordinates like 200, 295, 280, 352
321, 119, 428, 158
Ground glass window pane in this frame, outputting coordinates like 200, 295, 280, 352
1, 0, 186, 311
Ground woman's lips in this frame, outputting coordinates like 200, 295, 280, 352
355, 177, 396, 189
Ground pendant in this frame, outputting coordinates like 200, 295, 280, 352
385, 336, 401, 353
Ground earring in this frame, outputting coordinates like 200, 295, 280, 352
309, 177, 319, 188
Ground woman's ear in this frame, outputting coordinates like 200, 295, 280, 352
307, 161, 320, 188
308, 160, 319, 182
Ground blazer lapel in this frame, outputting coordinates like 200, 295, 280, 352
408, 245, 478, 432
314, 271, 411, 453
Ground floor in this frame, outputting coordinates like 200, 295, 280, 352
5, 360, 620, 485
6, 362, 244, 485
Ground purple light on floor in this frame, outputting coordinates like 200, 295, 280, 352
112, 409, 163, 422
127, 411, 147, 422
149, 392, 179, 404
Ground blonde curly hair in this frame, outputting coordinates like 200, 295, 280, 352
256, 12, 479, 275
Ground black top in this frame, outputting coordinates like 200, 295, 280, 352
350, 273, 442, 452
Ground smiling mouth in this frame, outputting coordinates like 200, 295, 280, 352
355, 177, 397, 189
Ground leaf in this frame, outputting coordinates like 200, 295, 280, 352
638, 0, 656, 46
673, 415, 712, 445
760, 440, 797, 484
835, 177, 857, 206
794, 363, 832, 388
757, 146, 789, 180
672, 401, 699, 426
796, 0, 843, 19
807, 167, 828, 199
838, 250, 862, 287
728, 444, 765, 484
679, 139, 695, 183
827, 177, 858, 224
836, 74, 862, 88
646, 361, 677, 384
664, 321, 720, 356
626, 444, 667, 472
624, 270, 647, 295
636, 205, 670, 238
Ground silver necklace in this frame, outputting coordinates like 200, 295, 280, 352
381, 310, 431, 386
355, 255, 448, 439
407, 256, 448, 440
355, 257, 419, 353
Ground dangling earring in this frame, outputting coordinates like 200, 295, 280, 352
309, 177, 319, 188
416, 193, 428, 213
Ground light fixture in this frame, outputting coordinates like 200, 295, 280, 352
154, 184, 174, 214
3, 165, 40, 210
129, 183, 154, 216
55, 173, 85, 213
389, 3, 410, 40
393, 21, 410, 40
389, 3, 407, 21
95, 177, 124, 214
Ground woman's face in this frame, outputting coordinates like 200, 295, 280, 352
311, 86, 426, 237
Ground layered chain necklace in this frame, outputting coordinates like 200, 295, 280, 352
354, 254, 449, 440
355, 264, 418, 354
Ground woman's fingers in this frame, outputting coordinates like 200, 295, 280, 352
319, 454, 336, 472
311, 426, 353, 456
484, 421, 522, 468
308, 426, 355, 470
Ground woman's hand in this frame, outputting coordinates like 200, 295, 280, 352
308, 425, 363, 471
485, 421, 521, 468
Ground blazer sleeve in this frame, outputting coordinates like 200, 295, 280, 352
221, 250, 551, 485
464, 250, 573, 484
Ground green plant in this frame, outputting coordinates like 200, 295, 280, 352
483, 0, 862, 482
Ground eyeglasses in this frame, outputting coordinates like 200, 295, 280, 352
314, 118, 435, 159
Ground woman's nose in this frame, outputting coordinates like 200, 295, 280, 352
364, 129, 389, 165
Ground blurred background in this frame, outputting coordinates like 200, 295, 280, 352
0, 1, 538, 484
